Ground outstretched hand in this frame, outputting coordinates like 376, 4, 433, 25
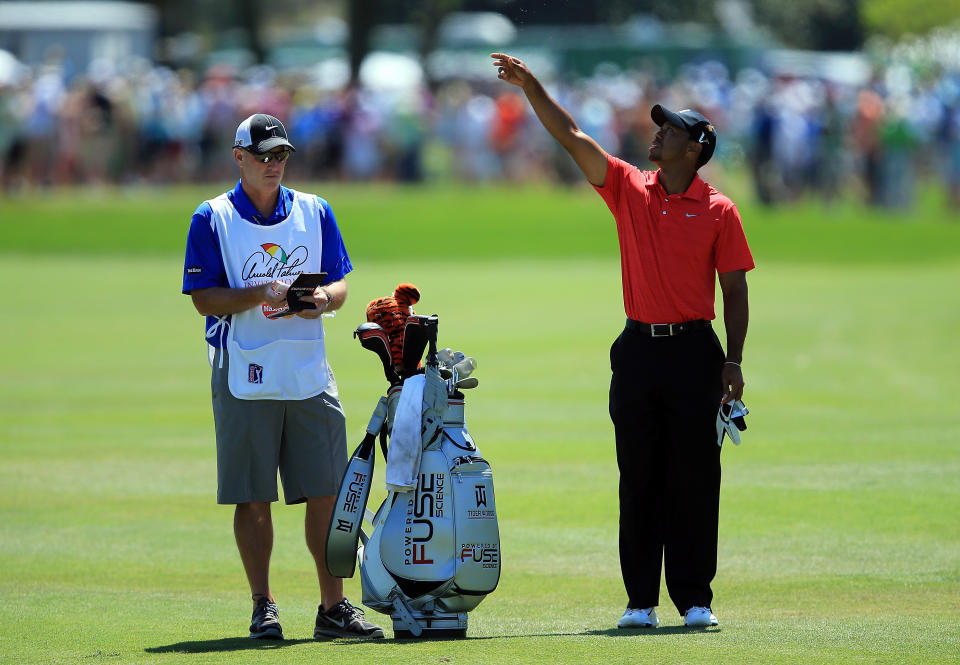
491, 53, 532, 87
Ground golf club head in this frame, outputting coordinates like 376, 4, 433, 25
452, 356, 476, 379
401, 315, 431, 378
420, 315, 439, 367
454, 376, 479, 390
393, 283, 421, 312
450, 351, 465, 366
437, 348, 456, 367
354, 322, 399, 385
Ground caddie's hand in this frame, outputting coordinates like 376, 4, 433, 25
296, 286, 331, 319
720, 363, 744, 404
296, 308, 322, 319
491, 53, 532, 88
263, 280, 288, 308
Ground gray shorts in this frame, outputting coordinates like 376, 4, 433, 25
211, 346, 347, 505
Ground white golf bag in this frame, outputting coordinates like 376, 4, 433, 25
326, 314, 500, 637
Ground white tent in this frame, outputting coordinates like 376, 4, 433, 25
0, 49, 25, 86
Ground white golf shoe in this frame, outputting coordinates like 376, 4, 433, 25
617, 606, 659, 628
683, 606, 719, 627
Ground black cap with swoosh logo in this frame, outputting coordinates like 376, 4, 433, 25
234, 113, 297, 153
650, 104, 716, 167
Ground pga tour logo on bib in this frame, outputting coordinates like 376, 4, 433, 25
248, 363, 264, 384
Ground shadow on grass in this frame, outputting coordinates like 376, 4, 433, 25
351, 626, 722, 644
584, 626, 722, 637
147, 626, 720, 652
145, 637, 315, 653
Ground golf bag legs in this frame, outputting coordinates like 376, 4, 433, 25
389, 591, 467, 639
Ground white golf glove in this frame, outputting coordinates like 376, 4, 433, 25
716, 400, 749, 447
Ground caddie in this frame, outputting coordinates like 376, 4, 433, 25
181, 113, 383, 640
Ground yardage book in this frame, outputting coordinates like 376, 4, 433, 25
266, 272, 326, 319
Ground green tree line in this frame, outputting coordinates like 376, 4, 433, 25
144, 0, 958, 72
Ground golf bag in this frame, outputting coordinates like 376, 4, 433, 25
326, 311, 500, 638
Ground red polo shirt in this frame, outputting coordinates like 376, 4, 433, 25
594, 154, 754, 323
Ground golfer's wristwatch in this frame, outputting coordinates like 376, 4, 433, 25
320, 287, 333, 311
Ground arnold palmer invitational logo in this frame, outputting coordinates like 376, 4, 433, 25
242, 243, 308, 281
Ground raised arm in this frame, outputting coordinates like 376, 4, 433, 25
491, 53, 608, 186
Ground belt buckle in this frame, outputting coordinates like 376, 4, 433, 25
651, 323, 672, 337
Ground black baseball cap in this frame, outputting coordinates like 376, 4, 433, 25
651, 104, 716, 167
234, 113, 296, 153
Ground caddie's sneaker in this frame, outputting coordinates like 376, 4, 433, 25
314, 598, 385, 639
684, 606, 719, 627
617, 606, 659, 628
249, 597, 283, 639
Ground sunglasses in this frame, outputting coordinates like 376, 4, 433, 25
245, 149, 291, 163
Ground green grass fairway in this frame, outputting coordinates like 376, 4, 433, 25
1, 184, 959, 664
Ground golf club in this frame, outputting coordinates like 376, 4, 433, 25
401, 315, 432, 377
437, 347, 456, 367
452, 356, 476, 379
354, 322, 400, 385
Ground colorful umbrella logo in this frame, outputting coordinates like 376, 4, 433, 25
260, 243, 288, 263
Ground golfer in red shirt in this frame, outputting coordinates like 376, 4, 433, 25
493, 53, 754, 629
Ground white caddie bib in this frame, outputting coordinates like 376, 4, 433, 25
208, 189, 330, 400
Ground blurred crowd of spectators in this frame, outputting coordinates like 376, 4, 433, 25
2, 51, 959, 210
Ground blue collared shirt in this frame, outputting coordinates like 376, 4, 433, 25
181, 180, 353, 347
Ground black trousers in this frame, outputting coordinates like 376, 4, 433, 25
609, 323, 725, 614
